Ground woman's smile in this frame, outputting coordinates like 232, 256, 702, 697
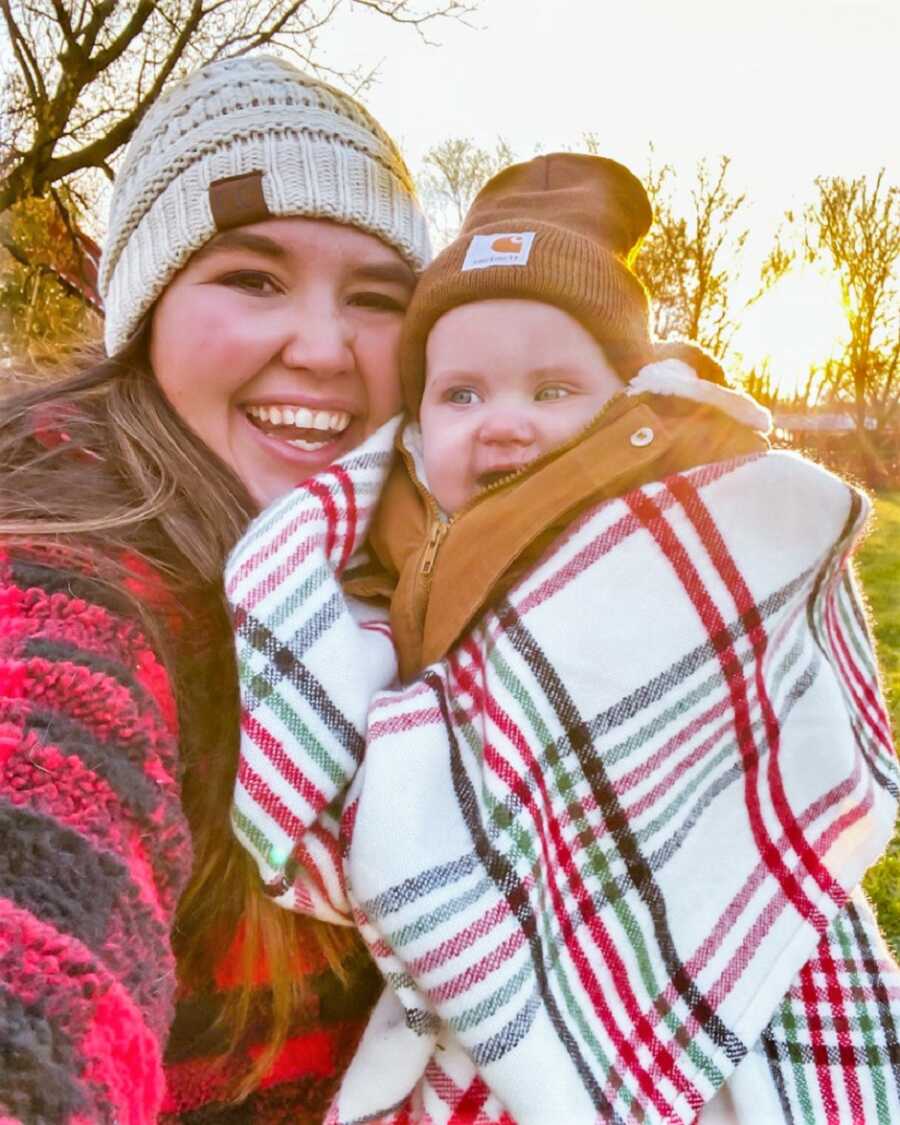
237, 398, 358, 463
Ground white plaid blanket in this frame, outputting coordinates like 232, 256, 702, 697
227, 418, 900, 1123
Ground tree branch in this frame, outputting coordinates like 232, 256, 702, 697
352, 0, 475, 33
0, 232, 96, 306
49, 0, 79, 53
82, 2, 156, 81
41, 1, 205, 187
78, 0, 119, 62
218, 0, 329, 56
0, 0, 482, 216
1, 0, 47, 105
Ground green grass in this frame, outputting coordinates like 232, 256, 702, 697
858, 492, 900, 958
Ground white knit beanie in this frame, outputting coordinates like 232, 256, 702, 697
99, 55, 432, 356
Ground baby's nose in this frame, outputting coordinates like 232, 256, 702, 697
478, 410, 536, 445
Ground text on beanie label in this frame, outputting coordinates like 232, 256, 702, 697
461, 231, 536, 271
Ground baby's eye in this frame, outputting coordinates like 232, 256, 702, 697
348, 291, 407, 313
536, 385, 571, 401
220, 271, 281, 295
447, 387, 480, 405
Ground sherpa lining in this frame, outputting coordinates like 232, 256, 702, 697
627, 358, 772, 433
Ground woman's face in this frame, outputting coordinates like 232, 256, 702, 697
150, 217, 415, 508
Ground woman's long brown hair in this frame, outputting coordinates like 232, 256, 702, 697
0, 333, 362, 1098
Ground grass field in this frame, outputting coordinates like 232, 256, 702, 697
857, 491, 900, 957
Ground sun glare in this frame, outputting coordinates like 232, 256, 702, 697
733, 267, 848, 401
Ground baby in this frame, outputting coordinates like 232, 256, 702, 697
228, 154, 900, 1125
363, 152, 766, 682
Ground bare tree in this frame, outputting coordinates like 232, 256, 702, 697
0, 0, 474, 216
417, 136, 515, 246
631, 152, 750, 358
803, 172, 900, 481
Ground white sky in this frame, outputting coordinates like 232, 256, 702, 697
323, 0, 898, 203
317, 0, 899, 385
30, 0, 894, 385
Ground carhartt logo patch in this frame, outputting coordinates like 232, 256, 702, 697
461, 231, 535, 271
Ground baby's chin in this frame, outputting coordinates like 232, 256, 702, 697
426, 476, 470, 516
435, 473, 523, 516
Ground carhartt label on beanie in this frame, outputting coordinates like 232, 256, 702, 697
462, 232, 536, 270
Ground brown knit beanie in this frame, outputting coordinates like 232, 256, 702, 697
401, 152, 654, 412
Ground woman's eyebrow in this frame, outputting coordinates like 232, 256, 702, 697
350, 261, 416, 289
193, 231, 287, 261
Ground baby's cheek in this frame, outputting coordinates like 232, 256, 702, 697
422, 442, 446, 492
422, 441, 464, 513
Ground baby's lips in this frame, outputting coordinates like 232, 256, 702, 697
476, 461, 534, 487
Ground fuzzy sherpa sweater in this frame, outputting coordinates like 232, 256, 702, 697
0, 542, 378, 1123
229, 367, 900, 1123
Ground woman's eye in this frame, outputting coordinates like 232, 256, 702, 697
220, 271, 281, 295
447, 387, 479, 405
349, 291, 407, 313
536, 385, 571, 401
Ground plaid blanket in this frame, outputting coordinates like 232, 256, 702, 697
227, 419, 900, 1123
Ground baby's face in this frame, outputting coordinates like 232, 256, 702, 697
420, 299, 624, 513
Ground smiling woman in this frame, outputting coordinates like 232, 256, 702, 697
150, 217, 415, 506
0, 54, 430, 1123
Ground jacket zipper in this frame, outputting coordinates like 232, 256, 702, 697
421, 519, 448, 577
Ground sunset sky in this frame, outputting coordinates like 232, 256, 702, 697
320, 0, 899, 391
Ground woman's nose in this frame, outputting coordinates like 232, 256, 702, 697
279, 306, 353, 379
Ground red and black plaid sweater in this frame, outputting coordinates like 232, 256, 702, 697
0, 544, 380, 1123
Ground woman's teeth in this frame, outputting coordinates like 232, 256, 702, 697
244, 404, 352, 451
246, 405, 351, 431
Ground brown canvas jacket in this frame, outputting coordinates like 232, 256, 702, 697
345, 382, 769, 683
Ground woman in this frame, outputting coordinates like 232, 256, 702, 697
0, 55, 430, 1122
